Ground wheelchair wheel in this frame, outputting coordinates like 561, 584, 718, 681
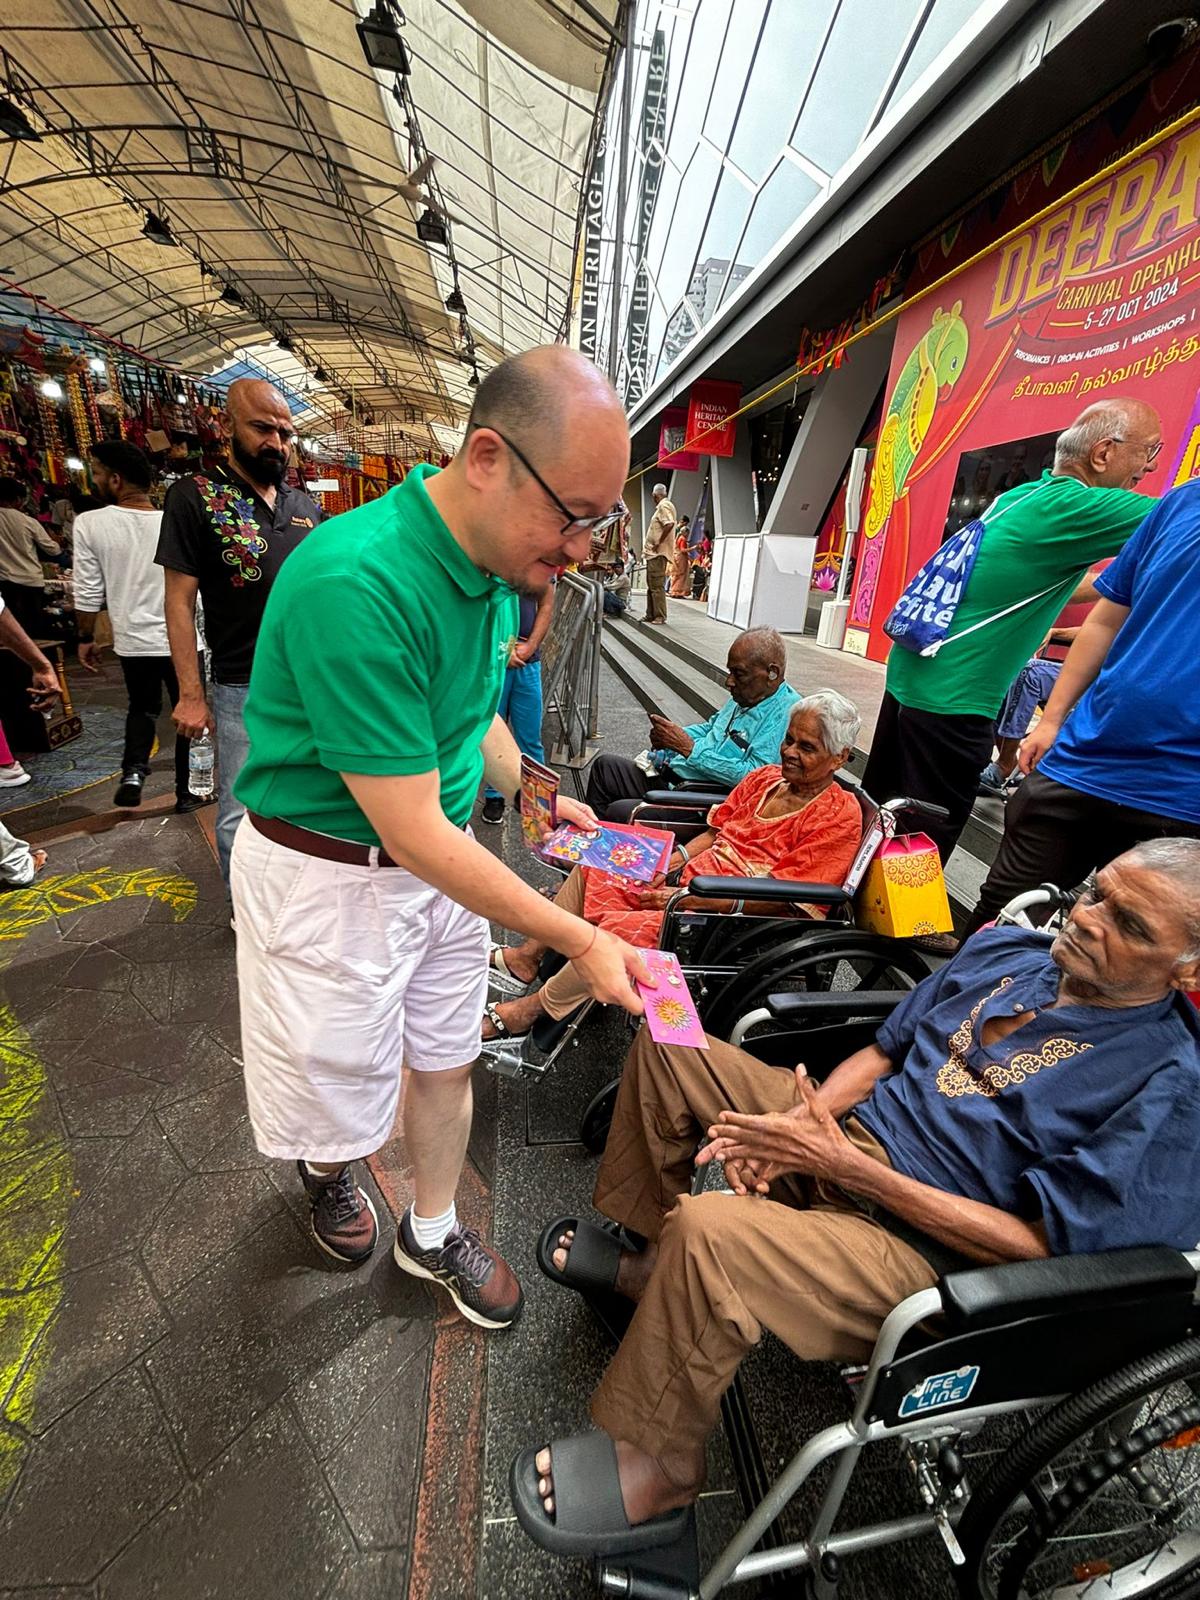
956, 1335, 1200, 1599
700, 929, 929, 1043
579, 1078, 619, 1153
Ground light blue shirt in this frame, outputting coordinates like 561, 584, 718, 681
653, 682, 800, 787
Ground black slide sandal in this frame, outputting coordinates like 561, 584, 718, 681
535, 1215, 636, 1344
510, 1433, 690, 1558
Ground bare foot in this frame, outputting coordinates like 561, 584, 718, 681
31, 849, 47, 875
534, 1437, 704, 1524
482, 991, 546, 1040
552, 1228, 657, 1302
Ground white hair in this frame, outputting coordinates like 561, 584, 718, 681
1054, 402, 1138, 468
1125, 838, 1200, 961
794, 689, 861, 755
652, 482, 668, 496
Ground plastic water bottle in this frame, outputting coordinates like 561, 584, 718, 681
188, 731, 215, 799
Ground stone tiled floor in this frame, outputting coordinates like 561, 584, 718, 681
0, 660, 960, 1600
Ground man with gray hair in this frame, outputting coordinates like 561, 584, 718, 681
642, 482, 675, 624
586, 625, 799, 820
514, 837, 1200, 1553
862, 397, 1161, 891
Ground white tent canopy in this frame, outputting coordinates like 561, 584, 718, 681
0, 0, 617, 453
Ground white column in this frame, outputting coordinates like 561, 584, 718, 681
709, 417, 757, 536
760, 324, 896, 538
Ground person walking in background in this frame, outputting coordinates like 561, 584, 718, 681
978, 563, 1109, 797
156, 378, 322, 895
643, 483, 675, 624
0, 476, 60, 636
0, 716, 29, 788
481, 580, 555, 824
670, 515, 691, 596
862, 398, 1162, 876
73, 440, 207, 815
0, 587, 61, 790
964, 476, 1200, 936
691, 530, 711, 600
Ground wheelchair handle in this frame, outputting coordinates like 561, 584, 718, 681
883, 796, 951, 822
684, 874, 853, 905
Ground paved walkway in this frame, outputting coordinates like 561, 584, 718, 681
0, 661, 959, 1600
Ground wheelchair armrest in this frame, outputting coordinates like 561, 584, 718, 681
939, 1246, 1196, 1334
763, 991, 904, 1022
685, 874, 853, 906
640, 790, 725, 808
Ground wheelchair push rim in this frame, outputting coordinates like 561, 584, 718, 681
957, 1336, 1200, 1600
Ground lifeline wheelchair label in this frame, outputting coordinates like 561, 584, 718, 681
898, 1365, 980, 1419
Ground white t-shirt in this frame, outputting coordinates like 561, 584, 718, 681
72, 505, 171, 656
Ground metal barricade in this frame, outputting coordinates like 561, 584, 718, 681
540, 572, 603, 769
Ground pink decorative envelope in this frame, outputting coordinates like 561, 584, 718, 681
636, 951, 708, 1049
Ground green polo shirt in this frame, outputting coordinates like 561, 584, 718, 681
885, 472, 1153, 718
235, 465, 519, 843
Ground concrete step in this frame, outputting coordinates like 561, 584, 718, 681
622, 613, 729, 690
600, 615, 722, 721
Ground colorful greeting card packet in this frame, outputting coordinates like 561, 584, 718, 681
520, 754, 559, 848
538, 820, 674, 883
636, 951, 708, 1049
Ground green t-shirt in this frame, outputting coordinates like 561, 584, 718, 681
885, 471, 1154, 717
235, 465, 519, 843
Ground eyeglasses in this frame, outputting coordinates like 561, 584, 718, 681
1112, 437, 1163, 463
469, 424, 624, 539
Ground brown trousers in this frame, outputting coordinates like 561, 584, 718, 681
645, 554, 669, 622
588, 1030, 938, 1458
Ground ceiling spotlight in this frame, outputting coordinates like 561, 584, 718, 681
357, 2, 411, 74
142, 211, 176, 247
342, 394, 354, 411
444, 287, 466, 314
219, 282, 244, 306
65, 455, 84, 471
174, 390, 187, 403
0, 98, 41, 142
39, 377, 63, 400
88, 356, 106, 375
467, 366, 480, 388
314, 366, 330, 382
274, 333, 293, 352
416, 208, 449, 248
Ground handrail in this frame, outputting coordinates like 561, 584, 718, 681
540, 572, 603, 767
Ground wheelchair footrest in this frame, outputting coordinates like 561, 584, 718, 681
596, 1506, 699, 1598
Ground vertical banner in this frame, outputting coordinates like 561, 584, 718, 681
658, 406, 700, 470
685, 378, 742, 457
624, 29, 668, 406
579, 135, 606, 363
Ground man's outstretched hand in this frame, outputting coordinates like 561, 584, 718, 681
696, 1071, 852, 1191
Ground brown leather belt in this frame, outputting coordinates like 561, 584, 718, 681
249, 812, 402, 867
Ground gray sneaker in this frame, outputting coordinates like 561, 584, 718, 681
394, 1209, 523, 1329
296, 1162, 379, 1264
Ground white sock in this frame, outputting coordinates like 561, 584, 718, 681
410, 1202, 457, 1250
305, 1161, 343, 1180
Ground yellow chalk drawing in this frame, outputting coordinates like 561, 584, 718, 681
0, 867, 197, 1492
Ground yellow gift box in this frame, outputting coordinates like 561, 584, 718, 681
856, 833, 952, 937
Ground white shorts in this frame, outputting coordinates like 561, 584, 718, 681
231, 816, 490, 1162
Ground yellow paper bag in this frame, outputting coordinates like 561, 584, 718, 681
856, 833, 952, 937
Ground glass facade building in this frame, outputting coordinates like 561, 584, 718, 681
590, 0, 980, 407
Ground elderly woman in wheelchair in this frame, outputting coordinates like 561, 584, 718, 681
481, 692, 863, 1053
510, 839, 1200, 1599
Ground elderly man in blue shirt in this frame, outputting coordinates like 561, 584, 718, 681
585, 625, 800, 821
512, 838, 1200, 1554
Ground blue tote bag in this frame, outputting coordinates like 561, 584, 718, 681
883, 478, 1060, 658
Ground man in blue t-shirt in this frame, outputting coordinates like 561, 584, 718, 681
511, 841, 1200, 1545
966, 479, 1200, 934
480, 580, 554, 824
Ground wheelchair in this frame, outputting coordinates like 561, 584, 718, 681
569, 900, 1200, 1599
481, 782, 947, 1152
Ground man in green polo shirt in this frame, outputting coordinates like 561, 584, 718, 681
231, 347, 649, 1329
862, 397, 1161, 880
